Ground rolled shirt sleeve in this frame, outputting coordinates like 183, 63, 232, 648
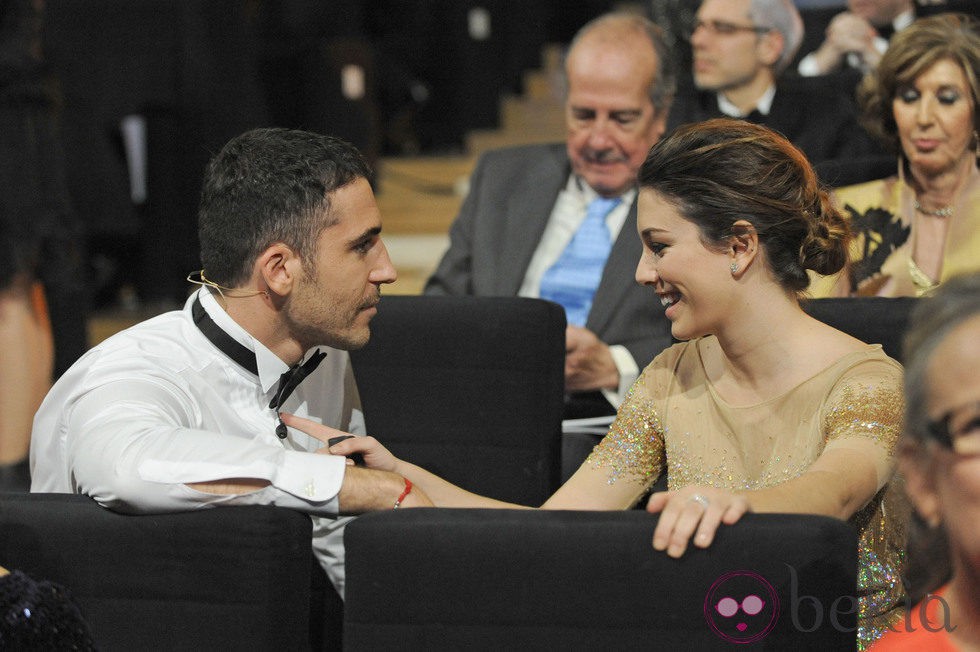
60, 378, 347, 514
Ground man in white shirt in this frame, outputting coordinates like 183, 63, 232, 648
424, 13, 677, 420
30, 128, 432, 596
796, 0, 915, 77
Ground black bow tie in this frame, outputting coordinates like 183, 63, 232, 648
192, 294, 327, 439
270, 350, 327, 439
269, 351, 327, 412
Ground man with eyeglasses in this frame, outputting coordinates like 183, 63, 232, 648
667, 0, 884, 168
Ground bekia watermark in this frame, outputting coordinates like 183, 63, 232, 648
704, 570, 780, 644
704, 565, 956, 643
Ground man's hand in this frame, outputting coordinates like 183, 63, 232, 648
811, 12, 879, 74
277, 413, 434, 512
564, 325, 619, 392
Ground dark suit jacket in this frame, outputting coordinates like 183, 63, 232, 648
666, 75, 886, 165
424, 143, 674, 394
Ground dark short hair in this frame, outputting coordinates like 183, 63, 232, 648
857, 13, 980, 154
639, 118, 849, 294
198, 128, 372, 287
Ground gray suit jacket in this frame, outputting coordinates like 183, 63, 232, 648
425, 143, 673, 374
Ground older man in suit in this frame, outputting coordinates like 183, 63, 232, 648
425, 12, 675, 419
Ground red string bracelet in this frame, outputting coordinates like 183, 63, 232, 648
393, 477, 412, 509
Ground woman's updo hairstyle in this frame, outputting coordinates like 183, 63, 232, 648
639, 118, 849, 293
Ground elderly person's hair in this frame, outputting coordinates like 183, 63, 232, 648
748, 0, 804, 74
639, 118, 849, 294
857, 13, 980, 154
198, 128, 372, 288
565, 12, 677, 118
900, 271, 980, 601
903, 271, 980, 450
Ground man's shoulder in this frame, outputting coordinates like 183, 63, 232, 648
469, 142, 569, 189
479, 142, 566, 165
85, 309, 202, 367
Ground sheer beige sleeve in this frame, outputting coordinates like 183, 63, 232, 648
543, 365, 667, 510
821, 357, 904, 492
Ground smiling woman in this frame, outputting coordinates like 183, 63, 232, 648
810, 13, 980, 298
301, 118, 909, 651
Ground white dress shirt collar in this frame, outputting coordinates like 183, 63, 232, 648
570, 174, 636, 208
195, 288, 296, 394
717, 84, 776, 118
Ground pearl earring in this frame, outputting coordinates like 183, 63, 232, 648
730, 262, 738, 274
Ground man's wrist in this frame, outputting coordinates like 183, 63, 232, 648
393, 477, 413, 509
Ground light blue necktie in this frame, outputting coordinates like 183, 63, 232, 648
539, 196, 621, 327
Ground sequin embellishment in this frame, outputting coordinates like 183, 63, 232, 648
586, 394, 664, 486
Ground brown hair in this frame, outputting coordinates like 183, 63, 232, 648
857, 13, 980, 154
639, 118, 849, 293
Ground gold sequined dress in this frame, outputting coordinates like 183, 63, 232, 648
587, 338, 909, 649
808, 164, 980, 298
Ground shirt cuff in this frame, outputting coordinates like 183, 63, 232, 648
600, 345, 639, 409
273, 450, 347, 502
797, 53, 820, 77
138, 450, 347, 504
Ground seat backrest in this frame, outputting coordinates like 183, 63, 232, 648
344, 509, 858, 650
0, 493, 316, 651
350, 295, 566, 505
802, 296, 918, 362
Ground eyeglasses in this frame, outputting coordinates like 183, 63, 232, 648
688, 19, 771, 38
926, 400, 980, 456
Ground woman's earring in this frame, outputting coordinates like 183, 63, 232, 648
974, 130, 979, 159
730, 262, 739, 274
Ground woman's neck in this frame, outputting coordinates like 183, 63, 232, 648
907, 156, 978, 211
708, 293, 821, 402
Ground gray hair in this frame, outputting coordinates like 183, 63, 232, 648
748, 0, 804, 74
565, 12, 677, 117
900, 271, 980, 601
903, 271, 980, 449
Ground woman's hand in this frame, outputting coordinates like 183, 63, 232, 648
278, 413, 399, 472
646, 485, 751, 558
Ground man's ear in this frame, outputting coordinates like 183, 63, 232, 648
652, 107, 668, 142
256, 243, 301, 297
758, 29, 785, 70
729, 219, 759, 276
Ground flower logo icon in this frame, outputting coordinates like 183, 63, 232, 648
704, 570, 780, 643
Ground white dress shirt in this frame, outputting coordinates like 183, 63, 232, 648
30, 288, 361, 594
517, 174, 639, 405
